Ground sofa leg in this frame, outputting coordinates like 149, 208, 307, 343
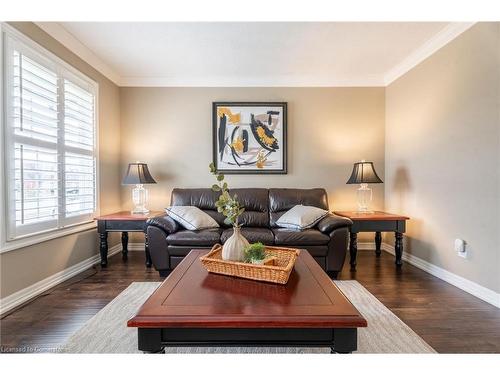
327, 271, 339, 279
159, 270, 171, 277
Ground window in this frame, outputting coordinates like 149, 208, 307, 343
3, 27, 98, 241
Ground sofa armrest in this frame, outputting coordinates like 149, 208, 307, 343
317, 214, 353, 234
146, 215, 179, 235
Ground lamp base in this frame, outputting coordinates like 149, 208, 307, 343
356, 183, 373, 213
131, 184, 150, 215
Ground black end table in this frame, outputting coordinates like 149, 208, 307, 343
333, 211, 410, 270
95, 211, 163, 268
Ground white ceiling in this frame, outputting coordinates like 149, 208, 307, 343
36, 22, 474, 87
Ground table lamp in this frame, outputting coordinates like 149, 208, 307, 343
346, 160, 383, 213
122, 162, 157, 214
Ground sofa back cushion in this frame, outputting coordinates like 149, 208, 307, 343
269, 188, 329, 227
171, 188, 225, 226
170, 188, 269, 227
230, 188, 269, 227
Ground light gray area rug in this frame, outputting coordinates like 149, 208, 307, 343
61, 281, 436, 353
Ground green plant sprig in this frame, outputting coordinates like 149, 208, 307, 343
209, 163, 245, 226
244, 242, 266, 263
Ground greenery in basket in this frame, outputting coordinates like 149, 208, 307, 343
244, 242, 266, 263
209, 163, 245, 226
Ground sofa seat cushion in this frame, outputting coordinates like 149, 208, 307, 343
221, 227, 274, 245
168, 246, 207, 256
295, 245, 329, 257
167, 228, 221, 246
272, 228, 330, 246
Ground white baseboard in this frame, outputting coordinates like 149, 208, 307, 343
127, 243, 145, 251
358, 242, 500, 308
357, 242, 378, 250
0, 244, 122, 316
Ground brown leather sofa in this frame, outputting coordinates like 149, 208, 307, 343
146, 188, 353, 278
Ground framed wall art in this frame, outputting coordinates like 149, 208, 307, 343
212, 102, 287, 174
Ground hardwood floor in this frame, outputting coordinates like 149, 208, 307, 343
1, 249, 499, 353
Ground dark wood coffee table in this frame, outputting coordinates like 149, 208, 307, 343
127, 249, 367, 353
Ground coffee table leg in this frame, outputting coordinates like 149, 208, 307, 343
375, 231, 382, 257
138, 328, 163, 353
99, 232, 108, 267
395, 232, 403, 268
349, 232, 358, 271
121, 232, 128, 260
331, 328, 357, 353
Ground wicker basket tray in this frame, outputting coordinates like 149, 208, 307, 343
200, 244, 299, 284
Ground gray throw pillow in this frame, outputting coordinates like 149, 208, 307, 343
165, 206, 219, 231
276, 205, 328, 230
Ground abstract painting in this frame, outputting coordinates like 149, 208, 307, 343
212, 102, 287, 174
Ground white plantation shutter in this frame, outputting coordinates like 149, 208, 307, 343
64, 80, 95, 150
14, 144, 59, 228
63, 77, 97, 223
13, 52, 59, 143
64, 153, 96, 218
4, 29, 98, 240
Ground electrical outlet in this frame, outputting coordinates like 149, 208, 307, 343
455, 239, 467, 258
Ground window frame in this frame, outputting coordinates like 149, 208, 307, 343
1, 23, 100, 253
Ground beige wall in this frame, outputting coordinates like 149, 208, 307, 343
119, 87, 385, 239
385, 23, 500, 292
0, 23, 122, 298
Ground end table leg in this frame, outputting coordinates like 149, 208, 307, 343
121, 232, 129, 260
349, 232, 358, 271
395, 232, 403, 267
375, 231, 382, 257
99, 232, 108, 267
145, 232, 152, 268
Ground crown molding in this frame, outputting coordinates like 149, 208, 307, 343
34, 22, 476, 88
120, 74, 386, 87
35, 22, 121, 85
384, 22, 476, 86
